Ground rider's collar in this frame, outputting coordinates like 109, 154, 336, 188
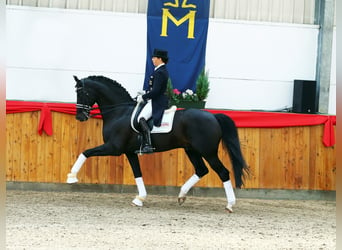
154, 63, 165, 71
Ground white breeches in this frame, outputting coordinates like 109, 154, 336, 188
138, 100, 152, 121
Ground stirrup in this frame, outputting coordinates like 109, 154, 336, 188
135, 145, 154, 154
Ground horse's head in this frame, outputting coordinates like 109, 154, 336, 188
74, 75, 96, 121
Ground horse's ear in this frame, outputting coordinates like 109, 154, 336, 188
73, 75, 80, 82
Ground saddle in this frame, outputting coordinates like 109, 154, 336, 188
130, 102, 177, 134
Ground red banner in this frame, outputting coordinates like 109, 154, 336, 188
6, 100, 336, 147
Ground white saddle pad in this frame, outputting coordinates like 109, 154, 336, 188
131, 104, 177, 134
151, 106, 177, 133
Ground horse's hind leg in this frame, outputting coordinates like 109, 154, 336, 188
178, 150, 209, 205
204, 155, 236, 213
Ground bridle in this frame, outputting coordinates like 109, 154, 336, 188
75, 82, 135, 119
75, 82, 97, 118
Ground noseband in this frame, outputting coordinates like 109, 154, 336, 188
76, 83, 94, 119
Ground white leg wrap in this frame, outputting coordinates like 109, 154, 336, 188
71, 153, 87, 173
135, 177, 147, 198
179, 174, 200, 197
66, 153, 87, 184
132, 177, 147, 207
223, 180, 236, 206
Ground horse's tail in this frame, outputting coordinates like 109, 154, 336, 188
214, 113, 249, 188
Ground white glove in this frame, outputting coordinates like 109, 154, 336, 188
137, 95, 144, 103
137, 90, 145, 95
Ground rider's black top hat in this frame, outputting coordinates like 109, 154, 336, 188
152, 49, 168, 60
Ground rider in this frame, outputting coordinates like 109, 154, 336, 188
136, 48, 169, 154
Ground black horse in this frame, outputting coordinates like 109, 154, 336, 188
67, 75, 249, 212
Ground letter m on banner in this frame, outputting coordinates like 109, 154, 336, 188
144, 0, 210, 92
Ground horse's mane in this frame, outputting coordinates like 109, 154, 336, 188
86, 75, 133, 100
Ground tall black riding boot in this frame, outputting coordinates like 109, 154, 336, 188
135, 118, 154, 154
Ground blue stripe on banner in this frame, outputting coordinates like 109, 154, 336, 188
144, 0, 210, 92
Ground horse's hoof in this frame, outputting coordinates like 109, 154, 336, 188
178, 196, 186, 205
66, 173, 78, 184
225, 204, 233, 213
131, 196, 145, 207
131, 202, 141, 207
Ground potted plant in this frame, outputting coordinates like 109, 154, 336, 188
167, 68, 210, 109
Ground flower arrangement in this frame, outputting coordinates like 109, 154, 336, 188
166, 68, 210, 105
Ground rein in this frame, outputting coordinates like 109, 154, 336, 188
85, 102, 136, 118
76, 78, 136, 119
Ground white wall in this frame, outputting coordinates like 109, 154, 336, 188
328, 27, 336, 115
7, 6, 332, 113
6, 6, 147, 102
205, 19, 318, 111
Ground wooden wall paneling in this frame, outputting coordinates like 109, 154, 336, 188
90, 119, 104, 184
309, 125, 325, 190
324, 138, 336, 190
325, 126, 336, 190
5, 112, 336, 191
325, 144, 336, 190
151, 152, 164, 186
20, 112, 33, 181
82, 119, 97, 183
238, 128, 260, 189
43, 131, 54, 183
110, 156, 124, 185
68, 113, 79, 183
259, 128, 280, 189
59, 113, 74, 183
145, 153, 158, 185
83, 118, 100, 183
73, 117, 86, 183
107, 157, 116, 184
217, 140, 233, 188
155, 151, 170, 186
122, 154, 135, 185
137, 154, 154, 185
6, 114, 15, 180
51, 112, 62, 183
6, 114, 15, 181
280, 127, 292, 189
40, 112, 63, 183
275, 127, 302, 189
142, 151, 170, 186
77, 119, 89, 183
163, 149, 178, 186
85, 119, 97, 184
97, 155, 109, 184
35, 131, 47, 182
288, 126, 310, 189
309, 125, 336, 190
23, 112, 37, 182
278, 127, 300, 189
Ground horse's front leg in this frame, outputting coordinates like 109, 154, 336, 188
66, 144, 114, 184
66, 153, 86, 183
126, 153, 147, 207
